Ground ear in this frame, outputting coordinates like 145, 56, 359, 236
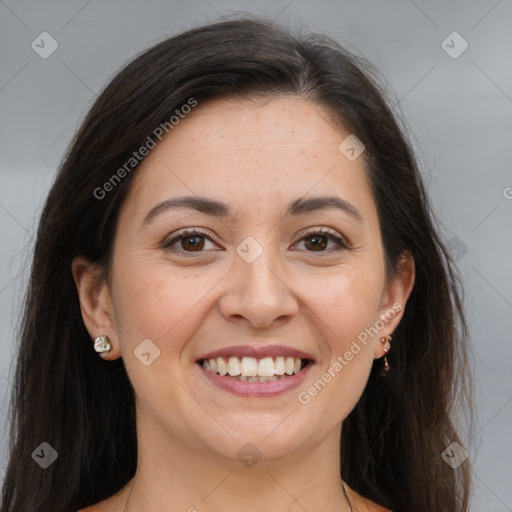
373, 250, 415, 358
71, 256, 121, 360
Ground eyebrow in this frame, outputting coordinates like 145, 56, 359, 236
142, 194, 363, 227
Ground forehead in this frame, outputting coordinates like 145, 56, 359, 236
122, 96, 376, 223
162, 95, 345, 161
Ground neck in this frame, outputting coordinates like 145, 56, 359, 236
121, 413, 350, 511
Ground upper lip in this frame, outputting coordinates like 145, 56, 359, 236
196, 344, 315, 362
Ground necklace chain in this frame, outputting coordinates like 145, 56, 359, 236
124, 480, 352, 511
342, 480, 353, 512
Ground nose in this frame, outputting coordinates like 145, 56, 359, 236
218, 248, 299, 329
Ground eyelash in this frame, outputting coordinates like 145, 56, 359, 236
162, 227, 349, 255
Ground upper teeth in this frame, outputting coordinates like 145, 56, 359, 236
202, 356, 304, 377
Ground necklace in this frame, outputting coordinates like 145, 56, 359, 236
342, 480, 353, 512
124, 479, 353, 511
123, 481, 133, 511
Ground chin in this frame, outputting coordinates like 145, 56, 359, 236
196, 414, 318, 462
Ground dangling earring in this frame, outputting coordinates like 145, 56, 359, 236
94, 335, 112, 356
380, 334, 392, 373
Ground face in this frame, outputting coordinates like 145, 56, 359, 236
75, 96, 413, 464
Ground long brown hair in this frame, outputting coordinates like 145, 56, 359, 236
1, 16, 472, 512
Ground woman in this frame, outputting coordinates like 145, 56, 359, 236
1, 16, 472, 512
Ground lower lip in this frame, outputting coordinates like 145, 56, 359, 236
197, 361, 314, 398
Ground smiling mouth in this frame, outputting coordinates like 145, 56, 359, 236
198, 356, 310, 382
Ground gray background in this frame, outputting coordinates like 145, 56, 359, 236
0, 0, 511, 509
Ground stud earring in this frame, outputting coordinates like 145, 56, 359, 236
380, 335, 392, 373
94, 335, 112, 356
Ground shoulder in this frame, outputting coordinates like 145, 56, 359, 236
77, 503, 114, 512
76, 481, 132, 512
365, 500, 393, 512
350, 489, 392, 512
76, 499, 114, 512
365, 500, 392, 512
368, 501, 393, 512
76, 485, 130, 512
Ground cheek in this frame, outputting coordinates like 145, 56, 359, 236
306, 274, 380, 419
312, 263, 385, 342
329, 269, 384, 384
110, 255, 219, 349
305, 263, 383, 406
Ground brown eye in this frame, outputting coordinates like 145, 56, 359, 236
180, 235, 205, 251
304, 234, 328, 251
295, 229, 348, 253
163, 229, 218, 253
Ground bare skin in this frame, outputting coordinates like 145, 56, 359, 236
78, 480, 390, 512
74, 96, 414, 512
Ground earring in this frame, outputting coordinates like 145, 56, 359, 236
380, 335, 392, 373
94, 335, 112, 356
